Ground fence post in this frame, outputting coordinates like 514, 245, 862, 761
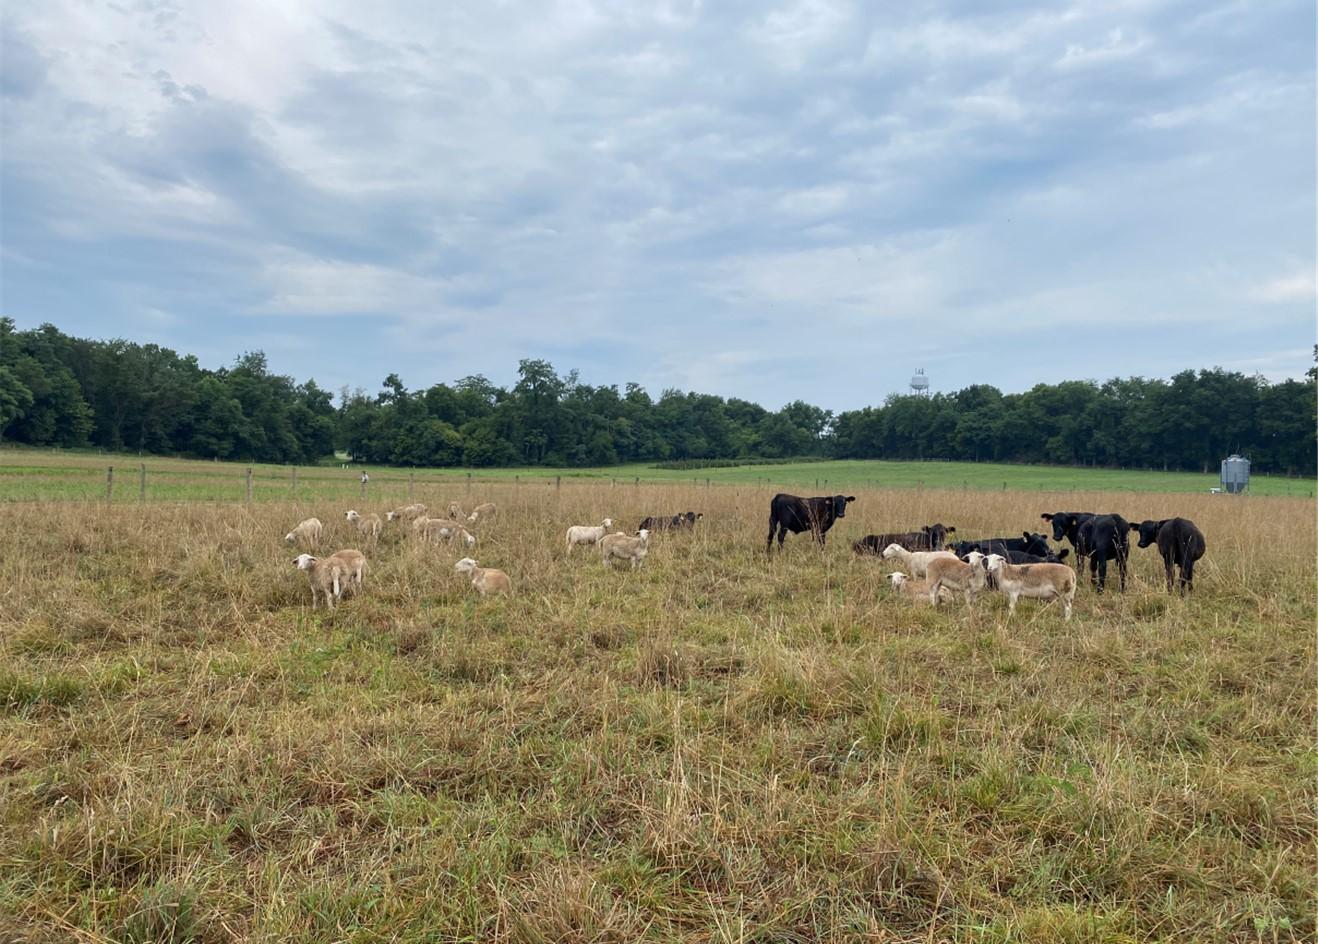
408, 473, 415, 501
139, 463, 146, 502
360, 476, 367, 500
706, 478, 710, 488
634, 476, 639, 486
292, 466, 298, 494
466, 472, 472, 496
246, 467, 254, 503
106, 466, 113, 504
556, 476, 561, 491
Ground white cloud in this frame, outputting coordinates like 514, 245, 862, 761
1251, 271, 1317, 304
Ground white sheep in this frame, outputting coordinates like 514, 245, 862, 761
985, 553, 1076, 621
414, 516, 476, 548
292, 548, 366, 610
345, 509, 382, 544
601, 529, 651, 569
925, 551, 988, 604
454, 557, 511, 595
565, 518, 614, 554
887, 572, 955, 603
880, 543, 959, 578
284, 517, 323, 548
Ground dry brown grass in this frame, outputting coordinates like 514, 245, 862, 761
0, 482, 1313, 942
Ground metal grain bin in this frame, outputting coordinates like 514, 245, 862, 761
1220, 454, 1250, 494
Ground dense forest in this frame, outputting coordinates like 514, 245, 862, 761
2, 319, 1314, 475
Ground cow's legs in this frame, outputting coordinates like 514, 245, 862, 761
1092, 554, 1105, 593
1181, 558, 1195, 593
1163, 552, 1175, 592
767, 517, 777, 553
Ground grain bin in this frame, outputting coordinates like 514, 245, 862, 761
1220, 454, 1250, 494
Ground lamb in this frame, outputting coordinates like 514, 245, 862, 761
292, 549, 366, 610
887, 572, 955, 603
345, 509, 382, 544
880, 543, 958, 578
600, 529, 651, 569
566, 518, 614, 554
385, 503, 427, 523
925, 551, 988, 604
984, 553, 1076, 621
466, 502, 497, 523
454, 557, 511, 595
283, 517, 324, 548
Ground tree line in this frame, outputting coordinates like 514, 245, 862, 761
2, 319, 1313, 475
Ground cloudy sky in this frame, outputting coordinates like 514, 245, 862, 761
2, 1, 1313, 410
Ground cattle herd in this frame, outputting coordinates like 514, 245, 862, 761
287, 491, 1208, 616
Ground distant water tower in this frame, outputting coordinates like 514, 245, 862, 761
1220, 454, 1250, 494
909, 368, 930, 397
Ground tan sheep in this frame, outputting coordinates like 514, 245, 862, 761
454, 557, 511, 595
385, 503, 428, 523
345, 509, 382, 544
985, 553, 1076, 620
566, 518, 614, 554
292, 549, 366, 610
925, 551, 988, 604
601, 529, 651, 569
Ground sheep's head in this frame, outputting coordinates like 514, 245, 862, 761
284, 532, 297, 543
385, 511, 399, 521
345, 510, 359, 521
293, 554, 317, 570
888, 572, 909, 588
602, 518, 614, 529
454, 558, 477, 575
637, 529, 650, 542
985, 554, 1007, 573
881, 543, 903, 560
963, 550, 987, 568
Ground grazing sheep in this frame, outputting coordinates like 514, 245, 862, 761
415, 517, 476, 548
887, 572, 955, 603
448, 502, 466, 520
345, 510, 382, 544
385, 503, 427, 523
284, 517, 324, 548
984, 553, 1076, 620
467, 502, 497, 523
880, 543, 958, 578
454, 557, 511, 595
292, 549, 366, 610
601, 529, 651, 569
566, 518, 614, 554
926, 551, 988, 604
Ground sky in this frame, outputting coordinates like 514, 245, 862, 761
1, 0, 1314, 411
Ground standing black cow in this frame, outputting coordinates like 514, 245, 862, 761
1041, 512, 1096, 562
1085, 514, 1131, 592
1131, 517, 1205, 593
767, 493, 855, 551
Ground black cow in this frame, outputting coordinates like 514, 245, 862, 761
1085, 514, 1130, 592
639, 512, 702, 531
852, 523, 956, 555
1041, 512, 1096, 561
952, 531, 1051, 558
1000, 547, 1070, 564
1131, 517, 1205, 593
767, 493, 855, 551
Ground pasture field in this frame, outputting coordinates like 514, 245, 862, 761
0, 448, 1313, 501
0, 483, 1314, 942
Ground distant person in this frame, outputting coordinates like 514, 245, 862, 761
360, 471, 370, 485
